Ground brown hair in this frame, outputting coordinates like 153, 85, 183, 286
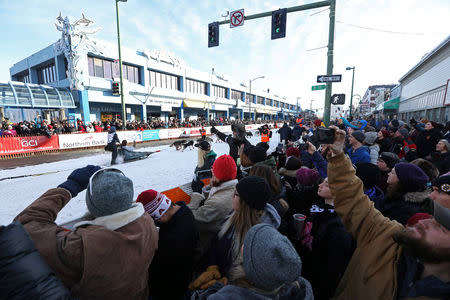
248, 165, 281, 196
410, 158, 439, 181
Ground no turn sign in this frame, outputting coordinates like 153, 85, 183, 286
230, 9, 244, 28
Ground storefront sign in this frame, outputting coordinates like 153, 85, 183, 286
0, 135, 59, 155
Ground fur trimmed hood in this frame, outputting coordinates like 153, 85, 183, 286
278, 167, 299, 178
404, 189, 431, 203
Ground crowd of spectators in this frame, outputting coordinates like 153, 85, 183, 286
2, 114, 450, 299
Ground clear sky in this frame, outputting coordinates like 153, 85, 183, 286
0, 0, 448, 110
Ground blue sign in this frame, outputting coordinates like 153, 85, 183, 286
143, 130, 160, 141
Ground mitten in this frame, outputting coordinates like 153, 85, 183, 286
188, 265, 221, 290
210, 126, 218, 134
58, 165, 101, 197
191, 179, 204, 194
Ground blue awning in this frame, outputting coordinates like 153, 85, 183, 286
0, 81, 76, 109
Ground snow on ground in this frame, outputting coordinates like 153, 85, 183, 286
0, 134, 281, 225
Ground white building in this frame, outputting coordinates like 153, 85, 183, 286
398, 35, 450, 123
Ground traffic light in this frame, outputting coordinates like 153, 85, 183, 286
112, 81, 120, 96
208, 22, 219, 48
271, 8, 287, 40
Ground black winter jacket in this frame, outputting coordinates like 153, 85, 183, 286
0, 222, 74, 300
214, 129, 251, 162
381, 190, 429, 225
416, 128, 442, 158
278, 124, 292, 141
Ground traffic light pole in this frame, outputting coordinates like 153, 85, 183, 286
212, 0, 335, 126
323, 0, 335, 126
115, 0, 126, 130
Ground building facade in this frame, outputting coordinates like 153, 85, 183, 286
6, 14, 299, 124
360, 84, 397, 117
398, 35, 450, 123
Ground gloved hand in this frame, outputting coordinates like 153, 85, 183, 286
188, 265, 221, 290
191, 179, 204, 194
58, 165, 101, 197
210, 126, 218, 134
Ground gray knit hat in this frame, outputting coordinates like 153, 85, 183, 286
243, 224, 302, 290
86, 170, 134, 217
397, 128, 409, 139
352, 131, 366, 143
364, 132, 377, 145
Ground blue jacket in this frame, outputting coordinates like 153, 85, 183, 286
347, 146, 371, 164
0, 222, 74, 300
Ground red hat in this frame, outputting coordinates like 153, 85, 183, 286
314, 119, 322, 127
406, 213, 431, 227
212, 154, 237, 182
136, 189, 172, 221
286, 147, 300, 158
380, 130, 390, 138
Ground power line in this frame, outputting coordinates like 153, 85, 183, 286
336, 21, 428, 35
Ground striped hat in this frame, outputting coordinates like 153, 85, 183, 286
136, 189, 172, 221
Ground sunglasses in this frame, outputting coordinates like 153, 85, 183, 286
88, 168, 125, 199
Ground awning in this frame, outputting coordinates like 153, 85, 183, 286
384, 97, 399, 110
183, 99, 210, 109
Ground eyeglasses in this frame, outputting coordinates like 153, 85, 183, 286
88, 168, 125, 199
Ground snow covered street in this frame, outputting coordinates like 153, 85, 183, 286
0, 133, 280, 225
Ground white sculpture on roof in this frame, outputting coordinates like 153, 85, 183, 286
54, 12, 102, 90
141, 48, 185, 69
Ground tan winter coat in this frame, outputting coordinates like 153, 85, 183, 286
14, 188, 158, 300
328, 153, 404, 300
188, 179, 238, 252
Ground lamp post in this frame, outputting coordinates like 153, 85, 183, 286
346, 66, 355, 119
249, 76, 264, 121
116, 0, 127, 130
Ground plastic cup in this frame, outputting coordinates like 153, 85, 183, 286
293, 213, 306, 240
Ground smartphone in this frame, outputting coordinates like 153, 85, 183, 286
315, 127, 335, 144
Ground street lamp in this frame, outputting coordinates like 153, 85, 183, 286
249, 75, 264, 121
116, 0, 127, 129
346, 66, 355, 119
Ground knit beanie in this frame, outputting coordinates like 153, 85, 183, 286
314, 119, 322, 127
232, 123, 246, 141
352, 131, 366, 143
394, 163, 429, 192
244, 145, 267, 164
432, 175, 450, 195
243, 224, 302, 290
406, 213, 431, 227
285, 156, 302, 171
380, 129, 390, 138
286, 147, 300, 158
364, 132, 377, 145
236, 176, 271, 210
379, 152, 399, 169
397, 128, 409, 139
434, 202, 450, 230
355, 162, 380, 189
391, 119, 399, 128
86, 171, 134, 217
256, 142, 270, 152
296, 168, 321, 186
136, 189, 172, 221
212, 154, 237, 182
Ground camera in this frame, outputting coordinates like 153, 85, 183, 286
314, 127, 335, 144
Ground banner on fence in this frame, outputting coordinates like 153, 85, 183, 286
116, 131, 143, 143
0, 135, 59, 155
142, 130, 161, 141
58, 133, 108, 149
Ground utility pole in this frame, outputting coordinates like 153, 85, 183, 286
346, 66, 355, 118
249, 76, 264, 121
115, 0, 127, 130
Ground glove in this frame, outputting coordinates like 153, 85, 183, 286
58, 165, 101, 197
189, 265, 221, 290
191, 179, 204, 194
210, 126, 218, 134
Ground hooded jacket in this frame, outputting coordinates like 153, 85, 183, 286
347, 146, 371, 164
327, 152, 450, 300
14, 188, 158, 300
381, 190, 430, 225
416, 127, 442, 158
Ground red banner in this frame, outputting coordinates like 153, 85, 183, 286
0, 135, 59, 155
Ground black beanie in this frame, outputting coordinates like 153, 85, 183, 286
244, 145, 267, 164
236, 176, 271, 210
355, 162, 380, 189
285, 156, 302, 171
379, 152, 399, 169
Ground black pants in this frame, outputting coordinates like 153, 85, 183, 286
105, 143, 118, 164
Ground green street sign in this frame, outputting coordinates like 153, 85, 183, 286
312, 84, 326, 91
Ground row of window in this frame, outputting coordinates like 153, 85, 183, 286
149, 70, 179, 91
88, 56, 141, 84
16, 71, 31, 84
85, 56, 297, 109
37, 63, 57, 84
